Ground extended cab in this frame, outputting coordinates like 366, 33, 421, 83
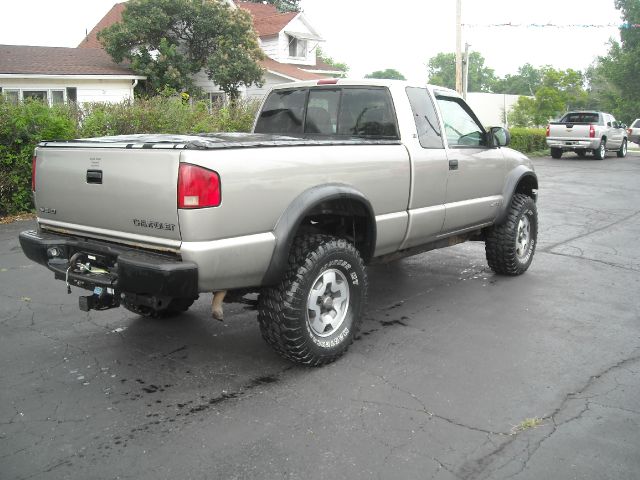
546, 111, 628, 159
20, 80, 538, 366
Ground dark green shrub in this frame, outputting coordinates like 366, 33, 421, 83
0, 99, 77, 215
509, 128, 548, 154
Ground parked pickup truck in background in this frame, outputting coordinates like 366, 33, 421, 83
546, 111, 628, 159
628, 118, 640, 146
19, 80, 538, 366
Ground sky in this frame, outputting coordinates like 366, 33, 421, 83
0, 0, 625, 82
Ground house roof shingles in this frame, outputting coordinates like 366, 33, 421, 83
236, 1, 298, 37
0, 44, 137, 76
260, 57, 324, 81
78, 2, 126, 49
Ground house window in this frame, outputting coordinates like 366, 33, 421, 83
3, 89, 20, 105
209, 92, 225, 107
23, 90, 48, 103
51, 90, 65, 105
288, 35, 307, 58
66, 87, 77, 103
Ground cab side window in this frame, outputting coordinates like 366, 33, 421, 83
436, 96, 486, 148
338, 88, 399, 138
406, 87, 443, 149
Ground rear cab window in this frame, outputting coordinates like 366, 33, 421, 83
255, 86, 399, 139
561, 112, 601, 124
633, 119, 640, 128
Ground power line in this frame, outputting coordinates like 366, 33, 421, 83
463, 22, 640, 29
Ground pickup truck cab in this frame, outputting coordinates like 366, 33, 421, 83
20, 79, 538, 366
546, 111, 628, 159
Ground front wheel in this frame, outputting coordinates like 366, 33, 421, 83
258, 234, 367, 366
485, 194, 538, 276
617, 139, 627, 158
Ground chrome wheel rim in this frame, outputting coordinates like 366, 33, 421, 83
307, 269, 350, 337
623, 142, 627, 155
599, 144, 605, 157
516, 215, 531, 260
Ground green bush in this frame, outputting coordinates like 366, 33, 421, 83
509, 128, 548, 154
0, 97, 259, 216
0, 100, 77, 215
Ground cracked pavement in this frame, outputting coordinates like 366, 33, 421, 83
1, 151, 639, 479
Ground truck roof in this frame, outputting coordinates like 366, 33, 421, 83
269, 78, 461, 99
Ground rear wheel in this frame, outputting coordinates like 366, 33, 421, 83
550, 148, 563, 159
258, 234, 367, 366
617, 139, 627, 158
485, 194, 538, 276
593, 139, 606, 160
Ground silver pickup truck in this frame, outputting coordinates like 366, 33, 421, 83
546, 111, 628, 159
19, 80, 538, 365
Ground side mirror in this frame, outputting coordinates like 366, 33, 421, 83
489, 127, 510, 147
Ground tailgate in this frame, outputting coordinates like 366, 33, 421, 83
35, 147, 182, 246
549, 124, 591, 140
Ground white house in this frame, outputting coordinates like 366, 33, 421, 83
78, 1, 339, 102
0, 44, 144, 105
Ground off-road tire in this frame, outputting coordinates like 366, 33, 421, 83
550, 148, 562, 159
617, 139, 627, 158
593, 139, 606, 160
485, 194, 537, 276
123, 296, 196, 318
257, 234, 367, 366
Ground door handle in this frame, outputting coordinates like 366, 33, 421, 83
449, 159, 459, 170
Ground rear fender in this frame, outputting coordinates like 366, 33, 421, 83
261, 184, 376, 285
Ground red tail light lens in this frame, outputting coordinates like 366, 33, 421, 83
545, 125, 550, 137
31, 154, 37, 191
589, 125, 596, 138
178, 163, 221, 209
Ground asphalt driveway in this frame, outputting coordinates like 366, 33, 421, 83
1, 151, 639, 480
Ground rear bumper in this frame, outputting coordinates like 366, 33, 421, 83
19, 229, 198, 298
546, 138, 600, 150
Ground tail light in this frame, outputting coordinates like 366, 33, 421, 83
628, 128, 633, 136
589, 125, 596, 138
178, 163, 221, 209
545, 125, 550, 137
31, 154, 37, 191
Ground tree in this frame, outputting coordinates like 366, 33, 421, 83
508, 67, 589, 127
246, 0, 300, 12
365, 69, 406, 80
427, 52, 497, 92
99, 0, 265, 99
492, 64, 542, 96
588, 0, 640, 123
317, 47, 349, 78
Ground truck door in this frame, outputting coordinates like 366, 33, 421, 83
399, 87, 448, 249
435, 94, 506, 233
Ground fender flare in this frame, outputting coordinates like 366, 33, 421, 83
261, 184, 376, 285
495, 166, 538, 225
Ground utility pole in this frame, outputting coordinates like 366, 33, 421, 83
455, 0, 462, 95
462, 42, 470, 100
